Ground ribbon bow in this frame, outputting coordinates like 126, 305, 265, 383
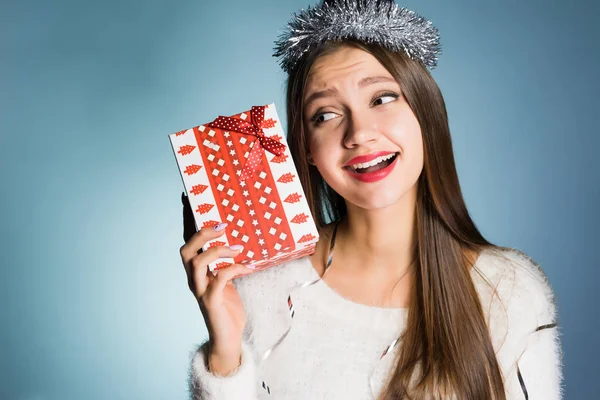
206, 105, 286, 180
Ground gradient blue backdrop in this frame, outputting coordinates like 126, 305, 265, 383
1, 0, 597, 399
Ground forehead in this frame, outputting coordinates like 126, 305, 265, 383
305, 46, 392, 92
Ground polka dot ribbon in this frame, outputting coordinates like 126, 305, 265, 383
258, 219, 403, 398
206, 105, 287, 181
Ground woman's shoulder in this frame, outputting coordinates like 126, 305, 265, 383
472, 246, 559, 334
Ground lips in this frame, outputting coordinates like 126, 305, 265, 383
343, 151, 398, 168
344, 151, 396, 168
344, 153, 399, 183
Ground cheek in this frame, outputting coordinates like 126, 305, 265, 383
389, 112, 423, 158
400, 130, 424, 179
307, 133, 336, 163
405, 129, 423, 159
308, 137, 342, 184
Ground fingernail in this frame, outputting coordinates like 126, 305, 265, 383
229, 245, 244, 251
245, 263, 256, 270
214, 222, 228, 231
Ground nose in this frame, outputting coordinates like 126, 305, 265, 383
342, 109, 378, 148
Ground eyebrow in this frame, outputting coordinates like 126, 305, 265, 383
303, 76, 397, 109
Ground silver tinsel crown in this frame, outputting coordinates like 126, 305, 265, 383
273, 0, 441, 73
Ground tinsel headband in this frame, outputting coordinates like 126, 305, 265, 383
273, 0, 442, 73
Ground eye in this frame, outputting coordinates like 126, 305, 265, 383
372, 93, 399, 106
312, 111, 338, 125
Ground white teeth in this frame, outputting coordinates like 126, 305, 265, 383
350, 153, 396, 170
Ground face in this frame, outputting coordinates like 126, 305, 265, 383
303, 46, 424, 211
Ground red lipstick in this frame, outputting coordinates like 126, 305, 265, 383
344, 152, 399, 183
343, 151, 396, 167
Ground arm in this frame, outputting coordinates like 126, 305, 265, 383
188, 274, 259, 400
496, 248, 564, 399
181, 193, 259, 399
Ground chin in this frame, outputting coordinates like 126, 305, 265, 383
343, 186, 412, 211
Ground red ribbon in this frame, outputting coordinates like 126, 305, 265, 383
206, 105, 286, 180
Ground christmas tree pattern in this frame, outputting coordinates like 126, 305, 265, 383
277, 172, 295, 183
209, 241, 226, 248
202, 220, 221, 228
271, 154, 289, 164
298, 233, 317, 243
195, 203, 214, 214
190, 184, 208, 196
175, 129, 187, 136
184, 164, 202, 175
291, 213, 309, 224
261, 118, 276, 129
269, 134, 283, 141
216, 262, 232, 270
284, 192, 302, 204
178, 144, 196, 156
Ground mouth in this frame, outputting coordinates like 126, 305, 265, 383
343, 152, 399, 183
344, 152, 399, 174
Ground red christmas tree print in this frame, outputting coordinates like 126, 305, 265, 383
284, 193, 302, 204
277, 172, 295, 183
271, 154, 288, 164
195, 203, 214, 214
190, 184, 208, 196
269, 134, 283, 141
216, 261, 232, 270
209, 241, 226, 248
298, 233, 316, 243
175, 129, 187, 136
291, 213, 309, 224
178, 144, 196, 156
184, 164, 202, 175
261, 118, 276, 129
202, 220, 221, 228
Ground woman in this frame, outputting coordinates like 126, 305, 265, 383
179, 1, 563, 398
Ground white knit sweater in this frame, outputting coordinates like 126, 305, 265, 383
188, 247, 563, 399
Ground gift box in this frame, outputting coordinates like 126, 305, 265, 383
169, 103, 319, 274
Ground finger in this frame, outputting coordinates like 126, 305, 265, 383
210, 263, 256, 293
183, 246, 241, 289
182, 192, 197, 243
188, 245, 245, 294
180, 223, 229, 263
189, 245, 245, 272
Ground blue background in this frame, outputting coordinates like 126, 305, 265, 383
1, 0, 597, 399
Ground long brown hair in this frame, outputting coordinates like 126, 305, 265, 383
285, 40, 507, 399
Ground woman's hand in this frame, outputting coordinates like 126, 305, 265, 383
180, 193, 255, 375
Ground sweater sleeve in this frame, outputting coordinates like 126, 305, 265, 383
188, 339, 258, 400
506, 249, 564, 399
515, 323, 563, 399
488, 248, 564, 399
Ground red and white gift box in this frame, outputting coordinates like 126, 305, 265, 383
169, 103, 319, 274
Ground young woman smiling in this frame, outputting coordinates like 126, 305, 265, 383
179, 1, 563, 399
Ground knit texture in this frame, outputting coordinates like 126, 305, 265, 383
188, 247, 563, 399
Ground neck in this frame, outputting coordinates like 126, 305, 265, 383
335, 185, 417, 278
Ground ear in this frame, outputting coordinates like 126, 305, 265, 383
307, 153, 315, 165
